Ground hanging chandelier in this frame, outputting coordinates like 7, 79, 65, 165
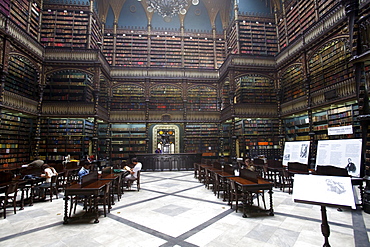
144, 0, 199, 22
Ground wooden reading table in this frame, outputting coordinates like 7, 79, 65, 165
228, 176, 274, 218
63, 172, 112, 224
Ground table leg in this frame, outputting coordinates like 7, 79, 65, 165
94, 193, 99, 223
63, 195, 69, 224
268, 188, 274, 216
242, 190, 248, 218
19, 187, 25, 210
321, 205, 331, 247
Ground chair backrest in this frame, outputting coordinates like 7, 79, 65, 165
240, 169, 258, 183
102, 166, 112, 174
316, 165, 349, 176
81, 171, 98, 187
213, 161, 222, 170
253, 158, 265, 166
224, 164, 234, 175
0, 172, 13, 183
288, 162, 308, 172
6, 182, 18, 195
267, 159, 283, 168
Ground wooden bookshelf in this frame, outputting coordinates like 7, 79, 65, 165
98, 76, 109, 109
44, 70, 93, 102
235, 118, 280, 159
103, 33, 114, 65
318, 0, 340, 18
309, 39, 353, 93
39, 118, 93, 161
238, 18, 278, 56
281, 65, 305, 102
149, 85, 183, 111
5, 55, 39, 100
150, 34, 182, 68
103, 29, 222, 69
9, 0, 28, 31
284, 114, 310, 141
187, 85, 218, 111
0, 0, 10, 16
110, 123, 147, 161
97, 123, 109, 160
0, 111, 34, 167
111, 84, 145, 111
312, 103, 360, 140
41, 5, 93, 48
235, 74, 276, 104
220, 122, 231, 158
185, 123, 219, 158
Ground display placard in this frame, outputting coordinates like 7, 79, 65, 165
293, 174, 356, 209
283, 141, 310, 166
316, 139, 362, 177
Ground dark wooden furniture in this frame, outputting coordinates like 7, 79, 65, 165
135, 153, 202, 171
227, 176, 274, 218
64, 171, 111, 224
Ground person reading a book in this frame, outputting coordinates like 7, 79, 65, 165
35, 164, 58, 200
123, 158, 142, 182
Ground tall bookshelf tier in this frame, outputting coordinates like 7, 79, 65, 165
235, 74, 277, 104
110, 123, 147, 161
237, 17, 278, 56
187, 85, 218, 111
102, 29, 224, 69
0, 111, 34, 167
184, 123, 219, 158
5, 55, 39, 101
41, 3, 100, 49
284, 115, 310, 141
111, 84, 145, 111
149, 85, 183, 111
281, 64, 305, 102
8, 0, 41, 40
39, 118, 94, 161
44, 70, 93, 102
309, 38, 353, 93
235, 118, 280, 159
220, 122, 231, 158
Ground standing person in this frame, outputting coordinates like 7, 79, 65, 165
123, 158, 142, 182
36, 164, 58, 200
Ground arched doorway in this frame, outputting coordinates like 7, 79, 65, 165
152, 125, 180, 153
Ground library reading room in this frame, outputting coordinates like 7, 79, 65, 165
1, 0, 370, 246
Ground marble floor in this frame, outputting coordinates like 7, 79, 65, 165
0, 171, 369, 247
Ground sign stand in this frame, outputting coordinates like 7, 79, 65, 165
293, 175, 356, 247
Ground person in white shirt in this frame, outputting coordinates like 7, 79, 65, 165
36, 164, 58, 200
124, 158, 142, 182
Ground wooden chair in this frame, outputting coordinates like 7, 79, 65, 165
126, 171, 141, 191
96, 183, 111, 217
204, 169, 214, 190
279, 169, 293, 194
229, 180, 244, 213
0, 182, 19, 219
45, 175, 59, 202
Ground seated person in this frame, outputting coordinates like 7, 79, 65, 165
155, 148, 162, 153
123, 158, 142, 182
78, 161, 90, 182
242, 157, 255, 171
35, 164, 58, 200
